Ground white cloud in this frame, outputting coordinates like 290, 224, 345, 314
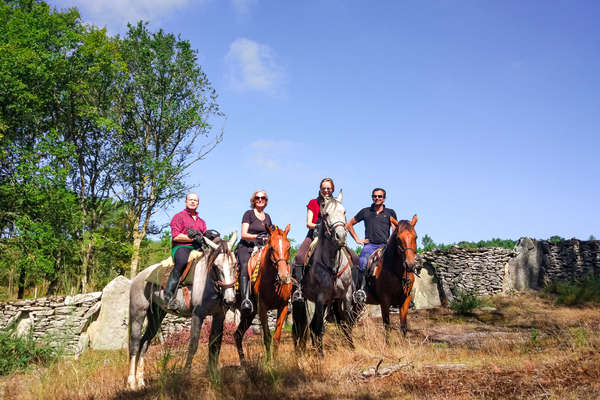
247, 140, 296, 170
231, 0, 258, 16
225, 38, 285, 93
51, 0, 201, 32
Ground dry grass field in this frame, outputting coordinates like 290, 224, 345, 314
2, 292, 599, 400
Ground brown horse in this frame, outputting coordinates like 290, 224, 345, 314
363, 215, 418, 340
234, 224, 293, 362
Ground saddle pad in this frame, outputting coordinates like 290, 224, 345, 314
367, 247, 385, 277
145, 250, 203, 288
235, 247, 263, 291
303, 237, 319, 266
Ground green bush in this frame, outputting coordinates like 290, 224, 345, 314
544, 275, 600, 305
0, 325, 57, 375
450, 289, 484, 315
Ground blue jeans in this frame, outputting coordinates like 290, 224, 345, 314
359, 243, 385, 271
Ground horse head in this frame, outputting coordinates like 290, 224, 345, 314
266, 224, 292, 285
390, 215, 418, 269
320, 191, 347, 248
203, 232, 238, 307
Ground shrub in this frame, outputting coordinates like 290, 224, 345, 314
0, 325, 57, 375
450, 289, 484, 315
544, 275, 600, 305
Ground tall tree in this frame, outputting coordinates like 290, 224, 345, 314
116, 22, 223, 278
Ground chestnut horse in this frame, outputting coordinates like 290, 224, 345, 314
234, 224, 292, 362
363, 215, 418, 340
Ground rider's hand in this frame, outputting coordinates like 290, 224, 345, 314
193, 234, 204, 246
256, 233, 269, 246
188, 228, 200, 239
360, 238, 369, 246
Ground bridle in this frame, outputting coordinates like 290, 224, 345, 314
212, 249, 237, 290
266, 237, 291, 287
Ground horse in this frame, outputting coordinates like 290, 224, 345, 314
127, 233, 237, 390
362, 215, 418, 340
234, 224, 292, 362
292, 192, 354, 357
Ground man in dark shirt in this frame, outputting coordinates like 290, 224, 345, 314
164, 193, 207, 309
347, 188, 397, 303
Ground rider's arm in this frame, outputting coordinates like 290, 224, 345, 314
241, 222, 257, 241
170, 214, 194, 243
172, 233, 194, 243
306, 209, 316, 230
346, 217, 367, 245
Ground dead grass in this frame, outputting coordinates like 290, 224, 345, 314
2, 292, 599, 399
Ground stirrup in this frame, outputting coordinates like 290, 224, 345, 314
241, 298, 253, 313
165, 296, 179, 311
353, 289, 366, 304
291, 289, 304, 303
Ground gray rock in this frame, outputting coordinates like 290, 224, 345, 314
87, 276, 131, 350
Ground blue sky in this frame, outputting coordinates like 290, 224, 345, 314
49, 0, 600, 246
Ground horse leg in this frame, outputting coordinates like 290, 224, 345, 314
136, 303, 166, 388
234, 309, 255, 364
292, 300, 308, 353
380, 302, 392, 345
399, 292, 412, 337
338, 298, 355, 349
127, 305, 147, 390
259, 301, 273, 361
310, 300, 325, 358
272, 304, 289, 357
184, 309, 206, 372
207, 312, 225, 378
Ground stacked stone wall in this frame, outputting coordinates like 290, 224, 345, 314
0, 293, 102, 356
538, 239, 600, 285
418, 247, 515, 302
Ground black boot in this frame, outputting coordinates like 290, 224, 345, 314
164, 269, 182, 310
353, 269, 367, 304
291, 264, 304, 303
240, 275, 253, 313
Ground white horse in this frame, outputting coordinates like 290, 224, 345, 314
127, 233, 237, 390
292, 193, 354, 356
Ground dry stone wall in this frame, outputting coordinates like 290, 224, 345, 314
0, 293, 102, 356
1, 237, 598, 356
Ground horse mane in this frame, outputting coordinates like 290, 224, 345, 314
204, 238, 229, 272
382, 220, 412, 267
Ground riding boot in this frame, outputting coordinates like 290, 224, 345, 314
164, 268, 182, 310
240, 275, 254, 314
353, 269, 367, 304
291, 264, 305, 303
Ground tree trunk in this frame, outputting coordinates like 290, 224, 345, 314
130, 231, 144, 279
17, 268, 25, 299
81, 238, 94, 293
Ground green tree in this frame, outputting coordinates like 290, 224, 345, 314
115, 22, 223, 278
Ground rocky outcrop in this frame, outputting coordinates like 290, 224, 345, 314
87, 276, 131, 350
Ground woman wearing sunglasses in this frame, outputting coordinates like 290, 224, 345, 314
237, 190, 273, 313
346, 188, 397, 303
290, 178, 335, 303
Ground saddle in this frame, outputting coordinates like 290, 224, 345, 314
234, 246, 264, 291
145, 250, 204, 309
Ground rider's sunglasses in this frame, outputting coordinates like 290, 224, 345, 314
321, 187, 332, 192
255, 196, 267, 200
372, 195, 384, 199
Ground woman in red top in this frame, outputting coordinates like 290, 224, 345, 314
291, 178, 334, 302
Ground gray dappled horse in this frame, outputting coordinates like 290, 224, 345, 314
127, 233, 237, 390
292, 192, 354, 356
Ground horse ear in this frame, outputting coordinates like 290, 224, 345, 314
284, 224, 290, 234
227, 231, 237, 250
336, 189, 343, 203
390, 217, 398, 226
410, 214, 418, 227
204, 236, 219, 250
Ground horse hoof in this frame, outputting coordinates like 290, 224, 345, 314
127, 377, 137, 390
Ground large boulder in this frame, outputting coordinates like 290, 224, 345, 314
506, 237, 542, 291
412, 263, 442, 309
87, 275, 131, 350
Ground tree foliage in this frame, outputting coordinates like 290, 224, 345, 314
0, 1, 223, 298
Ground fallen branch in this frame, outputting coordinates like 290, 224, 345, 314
360, 361, 413, 378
